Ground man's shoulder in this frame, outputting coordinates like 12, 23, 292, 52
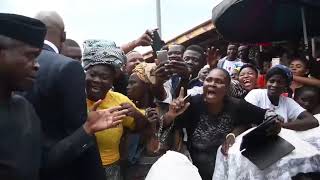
38, 50, 78, 67
12, 93, 28, 101
37, 50, 83, 77
235, 58, 244, 64
11, 94, 33, 108
219, 56, 227, 61
217, 57, 227, 68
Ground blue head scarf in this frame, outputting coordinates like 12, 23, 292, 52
266, 64, 293, 86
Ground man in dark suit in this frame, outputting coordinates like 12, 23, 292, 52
24, 11, 124, 180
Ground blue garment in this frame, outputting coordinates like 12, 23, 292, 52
170, 75, 181, 98
126, 134, 143, 164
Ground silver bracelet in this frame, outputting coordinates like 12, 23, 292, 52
225, 133, 236, 140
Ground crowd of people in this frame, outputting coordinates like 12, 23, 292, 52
1, 10, 320, 180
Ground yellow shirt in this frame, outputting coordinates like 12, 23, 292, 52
87, 91, 138, 165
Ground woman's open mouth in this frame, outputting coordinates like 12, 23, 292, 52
205, 88, 217, 99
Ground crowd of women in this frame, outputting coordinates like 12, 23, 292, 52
74, 38, 320, 180
2, 10, 320, 180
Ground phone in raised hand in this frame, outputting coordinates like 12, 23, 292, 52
156, 50, 169, 62
151, 30, 165, 52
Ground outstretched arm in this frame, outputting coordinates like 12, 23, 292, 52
293, 76, 320, 88
45, 105, 127, 168
221, 125, 250, 156
283, 111, 319, 131
121, 30, 153, 54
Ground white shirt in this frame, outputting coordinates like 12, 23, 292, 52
220, 57, 244, 75
187, 86, 203, 96
245, 89, 305, 123
158, 79, 173, 104
44, 40, 59, 53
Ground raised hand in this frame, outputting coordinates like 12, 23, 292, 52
84, 100, 128, 135
221, 134, 236, 156
120, 102, 140, 118
120, 103, 147, 131
167, 60, 191, 79
206, 46, 220, 68
167, 87, 190, 118
135, 30, 153, 47
145, 108, 160, 123
264, 110, 283, 135
154, 61, 171, 85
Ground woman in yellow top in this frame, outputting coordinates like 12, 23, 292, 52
82, 40, 146, 180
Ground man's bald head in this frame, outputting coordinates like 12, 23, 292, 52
35, 11, 64, 30
35, 11, 65, 52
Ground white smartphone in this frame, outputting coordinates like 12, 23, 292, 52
156, 50, 169, 62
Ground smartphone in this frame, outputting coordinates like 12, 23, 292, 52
152, 30, 165, 52
156, 50, 169, 62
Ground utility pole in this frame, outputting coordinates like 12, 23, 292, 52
156, 0, 162, 38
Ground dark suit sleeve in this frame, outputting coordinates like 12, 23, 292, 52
43, 61, 99, 169
57, 60, 88, 132
45, 127, 96, 168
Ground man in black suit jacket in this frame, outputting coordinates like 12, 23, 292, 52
25, 11, 124, 180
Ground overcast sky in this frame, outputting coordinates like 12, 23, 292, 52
1, 0, 222, 53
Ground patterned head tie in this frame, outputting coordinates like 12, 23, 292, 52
82, 39, 127, 71
132, 62, 157, 84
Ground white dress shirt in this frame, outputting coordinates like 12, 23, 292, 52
44, 40, 59, 53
